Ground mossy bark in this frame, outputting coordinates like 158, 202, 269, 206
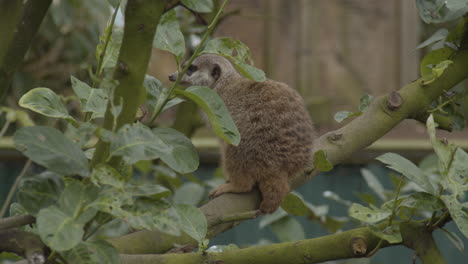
0, 0, 52, 103
91, 0, 169, 167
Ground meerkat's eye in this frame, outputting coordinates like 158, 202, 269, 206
187, 65, 198, 76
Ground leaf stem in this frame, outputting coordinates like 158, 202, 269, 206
0, 160, 32, 218
0, 119, 11, 138
149, 0, 229, 123
367, 175, 404, 257
84, 0, 121, 122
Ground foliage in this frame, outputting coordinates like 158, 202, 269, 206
2, 0, 265, 262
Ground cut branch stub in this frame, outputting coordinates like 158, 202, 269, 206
350, 237, 367, 256
386, 91, 403, 111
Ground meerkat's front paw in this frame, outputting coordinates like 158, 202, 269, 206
208, 183, 231, 199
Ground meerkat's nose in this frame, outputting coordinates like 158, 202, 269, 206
168, 73, 177, 82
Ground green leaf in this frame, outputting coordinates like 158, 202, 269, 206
181, 0, 213, 13
58, 180, 98, 224
18, 177, 62, 216
358, 94, 373, 112
125, 183, 172, 200
361, 168, 386, 200
173, 182, 205, 206
109, 123, 166, 164
440, 195, 468, 237
37, 206, 85, 251
96, 25, 123, 71
153, 128, 199, 173
369, 224, 402, 243
271, 217, 305, 242
334, 111, 361, 123
444, 148, 468, 197
154, 9, 185, 63
71, 76, 109, 118
259, 209, 287, 229
203, 38, 266, 82
399, 192, 445, 212
174, 204, 207, 243
416, 0, 468, 23
65, 122, 97, 147
426, 115, 457, 172
91, 164, 126, 189
280, 192, 310, 216
14, 126, 90, 177
416, 29, 449, 49
349, 203, 391, 224
377, 153, 436, 195
144, 75, 184, 113
176, 86, 240, 145
420, 48, 454, 76
313, 150, 333, 172
63, 240, 119, 264
19, 88, 71, 119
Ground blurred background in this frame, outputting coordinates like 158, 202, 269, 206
0, 0, 467, 263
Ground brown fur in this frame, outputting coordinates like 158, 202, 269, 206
170, 54, 315, 213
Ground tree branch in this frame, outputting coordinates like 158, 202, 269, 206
0, 215, 35, 230
91, 0, 169, 167
0, 0, 52, 103
108, 49, 468, 255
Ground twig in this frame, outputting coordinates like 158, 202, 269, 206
0, 215, 35, 230
210, 210, 261, 226
0, 160, 32, 218
149, 0, 229, 123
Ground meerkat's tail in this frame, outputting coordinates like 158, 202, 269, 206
258, 175, 290, 214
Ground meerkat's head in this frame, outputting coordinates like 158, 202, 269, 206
168, 53, 239, 88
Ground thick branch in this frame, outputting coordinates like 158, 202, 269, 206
109, 50, 468, 254
401, 222, 445, 264
91, 0, 169, 167
0, 215, 35, 230
0, 0, 52, 103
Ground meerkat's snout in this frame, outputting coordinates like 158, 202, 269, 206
168, 72, 177, 82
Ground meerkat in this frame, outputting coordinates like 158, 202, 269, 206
169, 53, 315, 213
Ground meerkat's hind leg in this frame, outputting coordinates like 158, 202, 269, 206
258, 175, 290, 214
208, 175, 255, 198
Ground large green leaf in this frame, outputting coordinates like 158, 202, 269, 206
154, 9, 185, 63
271, 217, 305, 242
174, 204, 207, 243
173, 182, 205, 206
14, 126, 90, 177
125, 183, 172, 200
153, 127, 199, 173
19, 88, 72, 119
37, 206, 85, 251
58, 180, 99, 224
71, 76, 109, 118
96, 25, 123, 71
18, 176, 62, 216
416, 0, 468, 24
377, 153, 436, 195
445, 148, 468, 193
399, 192, 445, 212
63, 240, 119, 264
181, 0, 213, 13
109, 123, 167, 164
203, 37, 266, 82
176, 86, 240, 145
349, 203, 391, 224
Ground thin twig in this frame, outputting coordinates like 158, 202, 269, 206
0, 160, 32, 218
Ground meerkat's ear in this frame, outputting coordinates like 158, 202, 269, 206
212, 64, 221, 80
